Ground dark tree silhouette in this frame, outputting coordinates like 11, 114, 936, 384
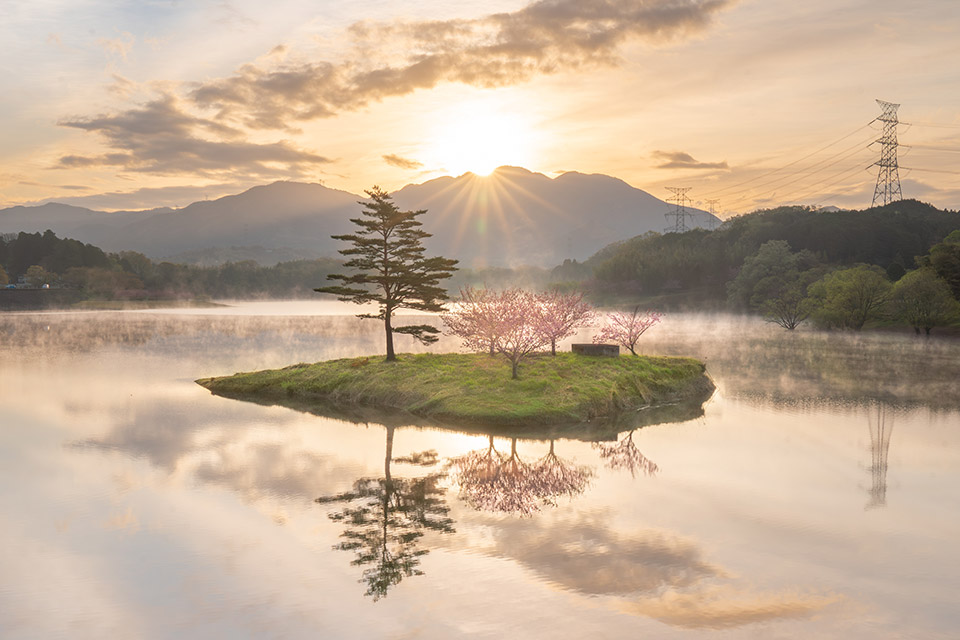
316, 187, 458, 361
593, 430, 659, 478
316, 426, 454, 599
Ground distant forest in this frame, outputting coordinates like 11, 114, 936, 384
2, 200, 960, 331
0, 230, 341, 299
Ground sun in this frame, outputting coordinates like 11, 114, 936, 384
422, 101, 537, 176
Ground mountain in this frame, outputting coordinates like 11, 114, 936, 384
393, 166, 714, 268
0, 168, 716, 267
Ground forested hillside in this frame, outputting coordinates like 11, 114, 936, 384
580, 200, 960, 304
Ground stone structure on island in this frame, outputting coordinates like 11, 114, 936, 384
571, 344, 620, 357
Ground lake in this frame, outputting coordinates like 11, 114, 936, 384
1, 302, 958, 639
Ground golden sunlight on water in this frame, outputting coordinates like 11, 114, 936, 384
1, 303, 958, 638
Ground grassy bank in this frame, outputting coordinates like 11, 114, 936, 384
197, 352, 714, 427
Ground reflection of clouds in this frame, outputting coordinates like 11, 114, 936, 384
621, 585, 841, 629
443, 509, 839, 628
194, 440, 351, 501
453, 510, 721, 595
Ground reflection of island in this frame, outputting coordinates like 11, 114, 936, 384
866, 402, 893, 509
593, 429, 659, 477
447, 436, 593, 515
315, 425, 454, 600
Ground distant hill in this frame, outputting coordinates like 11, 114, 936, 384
393, 166, 715, 268
0, 168, 716, 267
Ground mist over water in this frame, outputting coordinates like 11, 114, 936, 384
1, 302, 958, 639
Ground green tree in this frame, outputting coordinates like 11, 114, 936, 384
24, 264, 56, 287
890, 268, 960, 335
921, 230, 960, 300
316, 187, 458, 361
807, 265, 892, 330
0, 264, 8, 286
727, 240, 821, 329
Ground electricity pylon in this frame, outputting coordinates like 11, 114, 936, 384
871, 99, 903, 207
664, 187, 693, 233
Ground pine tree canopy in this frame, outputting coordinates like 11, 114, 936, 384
316, 186, 458, 360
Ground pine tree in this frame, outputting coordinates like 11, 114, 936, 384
316, 187, 457, 361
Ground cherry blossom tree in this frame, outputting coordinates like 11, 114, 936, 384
594, 306, 662, 356
442, 287, 549, 378
440, 286, 500, 355
536, 290, 596, 356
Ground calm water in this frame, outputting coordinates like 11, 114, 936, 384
1, 302, 958, 639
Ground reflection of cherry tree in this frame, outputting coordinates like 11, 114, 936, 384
448, 436, 593, 515
593, 430, 659, 478
316, 426, 454, 600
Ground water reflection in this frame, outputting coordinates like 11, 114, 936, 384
593, 429, 660, 477
447, 437, 593, 515
3, 307, 959, 637
315, 425, 454, 600
866, 402, 893, 510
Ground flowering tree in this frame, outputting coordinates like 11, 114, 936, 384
442, 287, 549, 378
536, 290, 596, 356
594, 306, 662, 355
440, 286, 501, 355
492, 289, 549, 378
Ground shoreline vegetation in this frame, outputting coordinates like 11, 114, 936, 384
196, 352, 715, 429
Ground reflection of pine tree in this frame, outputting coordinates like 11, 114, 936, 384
316, 426, 454, 600
448, 436, 592, 515
593, 430, 659, 478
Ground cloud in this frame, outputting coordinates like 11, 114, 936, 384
654, 150, 729, 170
59, 1, 734, 183
383, 154, 423, 170
191, 0, 735, 130
98, 31, 135, 61
57, 95, 330, 179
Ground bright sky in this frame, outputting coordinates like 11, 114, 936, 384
2, 0, 959, 216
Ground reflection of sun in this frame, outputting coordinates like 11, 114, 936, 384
423, 100, 537, 176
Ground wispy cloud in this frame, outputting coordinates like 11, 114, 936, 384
57, 95, 330, 179
382, 154, 423, 170
58, 0, 735, 181
191, 0, 736, 130
653, 150, 728, 170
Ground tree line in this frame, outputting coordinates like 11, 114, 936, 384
0, 230, 341, 299
573, 200, 960, 332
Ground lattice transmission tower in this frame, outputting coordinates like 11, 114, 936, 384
871, 99, 903, 207
664, 187, 693, 233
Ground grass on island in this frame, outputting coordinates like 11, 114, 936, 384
196, 352, 713, 427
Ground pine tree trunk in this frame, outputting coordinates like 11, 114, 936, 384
384, 310, 396, 361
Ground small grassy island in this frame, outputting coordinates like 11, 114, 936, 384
196, 352, 714, 429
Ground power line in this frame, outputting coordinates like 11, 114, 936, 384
697, 121, 878, 199
724, 139, 874, 209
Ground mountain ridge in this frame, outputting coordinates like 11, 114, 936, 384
1, 168, 717, 267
